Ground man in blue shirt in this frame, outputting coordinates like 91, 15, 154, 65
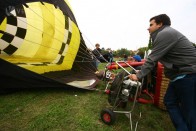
129, 14, 196, 131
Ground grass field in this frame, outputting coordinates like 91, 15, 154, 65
0, 63, 175, 131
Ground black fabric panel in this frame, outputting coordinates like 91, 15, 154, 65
0, 58, 73, 89
15, 5, 26, 17
15, 27, 26, 38
0, 58, 97, 91
65, 15, 68, 29
66, 32, 72, 45
59, 43, 66, 54
31, 63, 48, 66
1, 33, 14, 43
3, 44, 18, 54
72, 33, 97, 71
57, 56, 64, 64
7, 15, 17, 26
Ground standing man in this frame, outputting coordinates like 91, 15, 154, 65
129, 14, 196, 130
108, 49, 113, 63
123, 54, 128, 61
92, 43, 102, 68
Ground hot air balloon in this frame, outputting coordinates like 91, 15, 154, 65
0, 0, 99, 90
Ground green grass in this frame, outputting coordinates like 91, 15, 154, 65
0, 63, 175, 131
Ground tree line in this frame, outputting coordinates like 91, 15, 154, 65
101, 47, 148, 59
101, 42, 195, 59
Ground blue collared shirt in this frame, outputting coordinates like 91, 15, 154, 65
171, 75, 186, 82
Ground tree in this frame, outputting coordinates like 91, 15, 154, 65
137, 47, 148, 58
116, 48, 130, 57
192, 42, 196, 47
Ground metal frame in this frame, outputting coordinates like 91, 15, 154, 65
103, 61, 142, 131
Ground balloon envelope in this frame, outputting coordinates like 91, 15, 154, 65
0, 0, 98, 90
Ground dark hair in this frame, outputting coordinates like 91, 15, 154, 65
150, 14, 171, 26
95, 43, 100, 46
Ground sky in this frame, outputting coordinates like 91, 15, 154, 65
69, 0, 196, 50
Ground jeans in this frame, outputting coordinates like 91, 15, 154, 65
95, 60, 100, 68
164, 73, 196, 131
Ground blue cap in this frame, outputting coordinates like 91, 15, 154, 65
133, 55, 141, 62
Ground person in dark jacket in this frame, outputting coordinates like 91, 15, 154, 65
129, 14, 196, 131
108, 49, 113, 63
123, 54, 128, 61
92, 43, 102, 68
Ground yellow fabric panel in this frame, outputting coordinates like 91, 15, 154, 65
48, 6, 65, 60
14, 3, 43, 57
0, 19, 6, 38
33, 3, 55, 59
21, 21, 80, 74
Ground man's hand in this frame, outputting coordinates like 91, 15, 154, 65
128, 74, 139, 81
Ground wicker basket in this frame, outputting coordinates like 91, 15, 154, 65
158, 73, 170, 110
154, 63, 170, 110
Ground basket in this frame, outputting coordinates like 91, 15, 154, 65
154, 63, 170, 110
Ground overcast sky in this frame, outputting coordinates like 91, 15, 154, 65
69, 0, 196, 50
